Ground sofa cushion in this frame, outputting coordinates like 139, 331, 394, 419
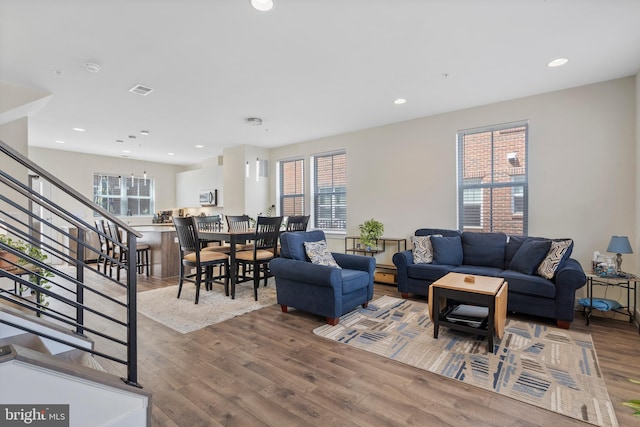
411, 235, 441, 264
537, 239, 573, 279
509, 238, 551, 275
505, 235, 528, 269
453, 265, 503, 277
462, 232, 506, 269
280, 230, 326, 260
407, 263, 452, 281
340, 269, 370, 294
415, 228, 461, 238
431, 235, 463, 266
304, 240, 341, 268
500, 270, 556, 298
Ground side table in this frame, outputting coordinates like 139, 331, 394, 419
584, 273, 637, 326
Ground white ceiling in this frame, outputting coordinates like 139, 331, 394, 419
1, 0, 640, 166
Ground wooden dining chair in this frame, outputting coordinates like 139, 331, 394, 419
94, 219, 109, 273
285, 215, 310, 231
195, 215, 229, 253
233, 216, 282, 300
225, 214, 254, 251
173, 217, 229, 304
225, 214, 251, 231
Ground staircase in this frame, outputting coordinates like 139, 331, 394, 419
0, 140, 151, 426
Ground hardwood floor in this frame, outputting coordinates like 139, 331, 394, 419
89, 273, 640, 426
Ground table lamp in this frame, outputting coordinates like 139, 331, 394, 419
606, 235, 633, 274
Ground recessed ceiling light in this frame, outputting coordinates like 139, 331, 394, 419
394, 98, 407, 105
55, 140, 64, 144
123, 150, 131, 153
547, 58, 568, 68
116, 139, 123, 143
84, 62, 101, 73
168, 153, 175, 156
140, 130, 149, 136
195, 145, 204, 148
73, 127, 85, 132
251, 0, 273, 11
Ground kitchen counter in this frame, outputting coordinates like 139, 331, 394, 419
133, 225, 179, 278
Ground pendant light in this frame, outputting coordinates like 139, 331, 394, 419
247, 117, 263, 181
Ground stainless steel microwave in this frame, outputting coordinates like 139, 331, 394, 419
199, 190, 217, 206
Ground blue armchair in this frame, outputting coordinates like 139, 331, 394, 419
269, 230, 375, 325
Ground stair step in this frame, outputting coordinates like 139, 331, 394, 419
55, 348, 106, 372
0, 333, 51, 355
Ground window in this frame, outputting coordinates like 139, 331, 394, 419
93, 174, 155, 216
279, 158, 304, 216
462, 178, 482, 228
312, 151, 346, 231
457, 122, 528, 235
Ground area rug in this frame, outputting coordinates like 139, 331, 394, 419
313, 295, 618, 427
133, 281, 277, 334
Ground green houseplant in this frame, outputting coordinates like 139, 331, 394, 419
0, 234, 54, 307
623, 378, 640, 417
358, 218, 384, 251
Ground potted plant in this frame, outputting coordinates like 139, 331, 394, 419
623, 378, 640, 417
0, 234, 54, 307
358, 218, 384, 251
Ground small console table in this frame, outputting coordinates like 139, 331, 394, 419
344, 237, 407, 285
585, 273, 637, 326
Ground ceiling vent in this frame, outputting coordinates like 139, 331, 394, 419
129, 84, 154, 96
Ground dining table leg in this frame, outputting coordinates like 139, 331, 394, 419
229, 235, 237, 299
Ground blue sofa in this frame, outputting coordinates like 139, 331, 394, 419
392, 228, 586, 328
269, 230, 375, 325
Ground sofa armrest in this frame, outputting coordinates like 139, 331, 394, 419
393, 250, 414, 293
332, 252, 375, 275
553, 258, 587, 322
269, 257, 342, 288
554, 258, 587, 291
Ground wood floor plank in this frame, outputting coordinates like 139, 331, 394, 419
31, 271, 639, 427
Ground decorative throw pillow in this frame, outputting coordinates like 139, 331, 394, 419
304, 240, 341, 269
509, 238, 551, 275
537, 239, 573, 279
431, 235, 463, 266
410, 235, 441, 264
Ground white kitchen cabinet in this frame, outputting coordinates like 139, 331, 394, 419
175, 166, 223, 207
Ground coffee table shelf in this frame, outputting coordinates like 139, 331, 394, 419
428, 273, 508, 353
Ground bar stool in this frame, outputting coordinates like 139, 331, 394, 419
136, 244, 150, 276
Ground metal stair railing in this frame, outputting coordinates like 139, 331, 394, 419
0, 139, 142, 388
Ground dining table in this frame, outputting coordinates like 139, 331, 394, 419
197, 228, 256, 297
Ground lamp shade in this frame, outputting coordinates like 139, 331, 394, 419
607, 236, 633, 254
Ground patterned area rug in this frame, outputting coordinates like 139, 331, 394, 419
133, 280, 277, 334
313, 295, 618, 427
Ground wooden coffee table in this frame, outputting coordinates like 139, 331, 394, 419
428, 272, 508, 353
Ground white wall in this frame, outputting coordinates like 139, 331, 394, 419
269, 77, 637, 272
28, 147, 185, 225
222, 144, 271, 219
0, 118, 30, 233
636, 70, 640, 319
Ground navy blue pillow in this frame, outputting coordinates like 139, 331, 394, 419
509, 238, 551, 275
431, 235, 463, 266
505, 235, 528, 268
462, 232, 506, 268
